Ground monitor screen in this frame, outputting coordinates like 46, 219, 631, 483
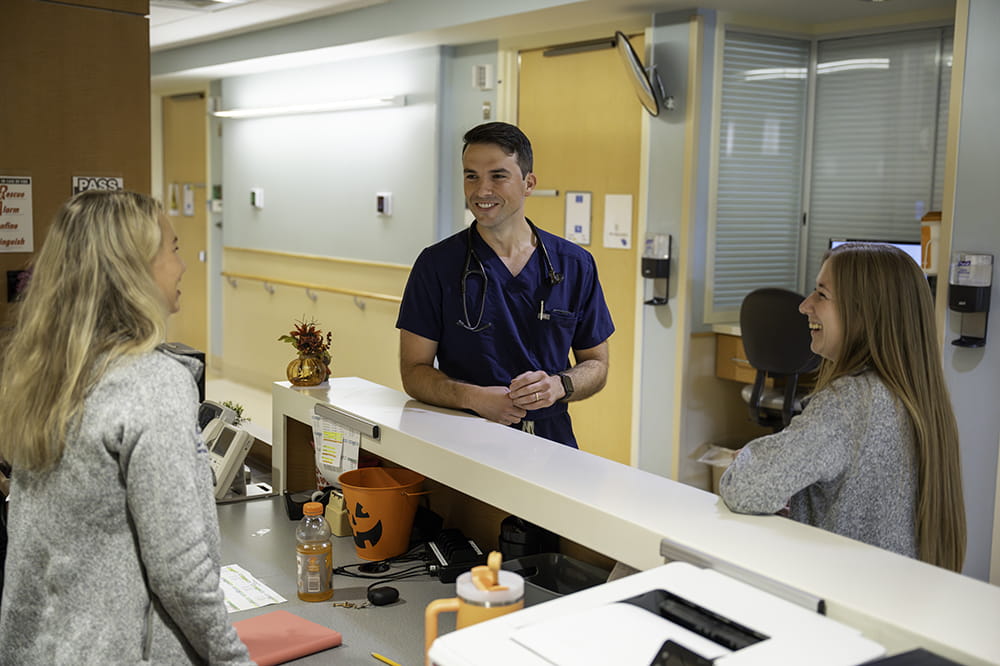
829, 239, 922, 266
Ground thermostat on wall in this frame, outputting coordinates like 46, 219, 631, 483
376, 192, 392, 216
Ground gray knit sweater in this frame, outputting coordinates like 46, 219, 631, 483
0, 348, 251, 664
720, 371, 919, 559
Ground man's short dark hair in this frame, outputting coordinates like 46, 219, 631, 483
462, 122, 533, 178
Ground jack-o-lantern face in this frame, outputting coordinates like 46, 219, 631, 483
350, 501, 383, 548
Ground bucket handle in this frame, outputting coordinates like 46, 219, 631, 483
404, 489, 431, 497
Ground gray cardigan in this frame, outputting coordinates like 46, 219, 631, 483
0, 348, 251, 664
720, 371, 919, 559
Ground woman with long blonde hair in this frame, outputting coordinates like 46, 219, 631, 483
0, 191, 250, 663
721, 242, 966, 572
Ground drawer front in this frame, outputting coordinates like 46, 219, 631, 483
715, 334, 757, 384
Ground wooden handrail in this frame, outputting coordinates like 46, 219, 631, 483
224, 246, 411, 271
221, 271, 402, 304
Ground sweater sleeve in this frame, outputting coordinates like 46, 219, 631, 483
719, 379, 859, 515
119, 355, 251, 664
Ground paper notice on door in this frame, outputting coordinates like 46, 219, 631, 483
603, 194, 632, 249
565, 191, 592, 245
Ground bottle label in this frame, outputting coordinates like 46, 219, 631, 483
296, 545, 332, 595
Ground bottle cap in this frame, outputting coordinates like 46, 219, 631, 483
303, 501, 324, 516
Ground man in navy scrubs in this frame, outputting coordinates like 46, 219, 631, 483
396, 122, 614, 449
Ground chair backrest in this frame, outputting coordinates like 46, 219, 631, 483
740, 288, 819, 377
739, 288, 820, 430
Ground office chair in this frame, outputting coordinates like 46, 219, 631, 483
739, 288, 820, 431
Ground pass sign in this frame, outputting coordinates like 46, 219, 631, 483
72, 176, 124, 194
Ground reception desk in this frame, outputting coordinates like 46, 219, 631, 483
271, 378, 1000, 665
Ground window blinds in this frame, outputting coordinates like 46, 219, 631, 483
805, 28, 954, 285
709, 26, 952, 320
710, 32, 809, 316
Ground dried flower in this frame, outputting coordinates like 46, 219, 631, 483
278, 318, 332, 372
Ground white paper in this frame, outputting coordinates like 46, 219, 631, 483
564, 191, 591, 245
311, 413, 361, 486
603, 194, 632, 249
0, 176, 34, 253
220, 564, 286, 613
183, 183, 195, 216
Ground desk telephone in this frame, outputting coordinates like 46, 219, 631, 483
200, 401, 253, 500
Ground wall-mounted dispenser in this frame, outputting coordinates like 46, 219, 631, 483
642, 233, 671, 305
948, 252, 993, 348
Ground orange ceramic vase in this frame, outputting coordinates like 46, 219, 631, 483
286, 354, 328, 386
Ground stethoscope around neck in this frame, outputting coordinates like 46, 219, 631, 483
457, 219, 564, 332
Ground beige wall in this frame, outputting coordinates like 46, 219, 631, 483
220, 248, 409, 393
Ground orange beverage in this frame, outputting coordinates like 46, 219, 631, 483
296, 502, 333, 601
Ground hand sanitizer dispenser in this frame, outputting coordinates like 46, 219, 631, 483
642, 233, 671, 306
948, 252, 993, 348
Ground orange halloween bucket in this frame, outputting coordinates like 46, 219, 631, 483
338, 467, 426, 560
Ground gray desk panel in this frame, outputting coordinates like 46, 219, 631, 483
219, 497, 455, 666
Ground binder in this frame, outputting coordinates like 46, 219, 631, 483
233, 609, 342, 665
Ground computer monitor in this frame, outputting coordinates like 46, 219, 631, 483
829, 239, 922, 266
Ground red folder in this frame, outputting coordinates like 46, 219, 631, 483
233, 609, 343, 666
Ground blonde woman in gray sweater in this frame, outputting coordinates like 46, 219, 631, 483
0, 191, 251, 664
721, 243, 966, 573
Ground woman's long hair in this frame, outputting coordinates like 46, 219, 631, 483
816, 243, 965, 572
0, 191, 168, 472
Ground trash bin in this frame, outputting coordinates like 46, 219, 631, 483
501, 553, 610, 606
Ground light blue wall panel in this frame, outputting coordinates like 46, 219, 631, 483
219, 47, 443, 265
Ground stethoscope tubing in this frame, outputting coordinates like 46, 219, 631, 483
457, 219, 563, 332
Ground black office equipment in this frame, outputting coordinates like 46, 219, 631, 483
426, 529, 486, 583
739, 288, 820, 431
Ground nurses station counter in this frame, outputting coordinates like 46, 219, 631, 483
271, 378, 1000, 665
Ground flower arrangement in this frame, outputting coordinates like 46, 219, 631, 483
221, 400, 250, 428
278, 318, 332, 374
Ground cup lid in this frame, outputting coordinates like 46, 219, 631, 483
455, 570, 524, 605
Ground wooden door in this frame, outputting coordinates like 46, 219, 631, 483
162, 93, 208, 353
518, 36, 644, 464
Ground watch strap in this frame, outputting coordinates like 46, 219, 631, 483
558, 372, 574, 402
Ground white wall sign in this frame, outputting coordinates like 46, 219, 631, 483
71, 176, 124, 194
564, 191, 591, 245
603, 194, 633, 249
183, 183, 195, 216
0, 176, 34, 253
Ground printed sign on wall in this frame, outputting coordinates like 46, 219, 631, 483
72, 176, 124, 195
0, 176, 34, 253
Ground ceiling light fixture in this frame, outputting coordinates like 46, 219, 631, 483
211, 95, 406, 119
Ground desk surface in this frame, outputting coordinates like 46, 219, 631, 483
270, 378, 1000, 665
219, 496, 451, 665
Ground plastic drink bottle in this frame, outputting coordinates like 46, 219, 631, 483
296, 502, 333, 601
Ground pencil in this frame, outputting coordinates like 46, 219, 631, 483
371, 652, 402, 666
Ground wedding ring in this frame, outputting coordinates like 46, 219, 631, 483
533, 392, 539, 402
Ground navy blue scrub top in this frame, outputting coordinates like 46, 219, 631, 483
396, 220, 615, 448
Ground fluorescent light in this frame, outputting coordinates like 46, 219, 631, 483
744, 58, 891, 81
744, 67, 807, 81
211, 95, 406, 119
817, 58, 890, 74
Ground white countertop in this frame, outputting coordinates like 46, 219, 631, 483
272, 377, 1000, 665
